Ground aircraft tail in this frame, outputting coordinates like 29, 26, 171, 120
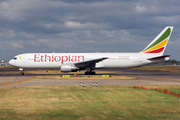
140, 26, 174, 56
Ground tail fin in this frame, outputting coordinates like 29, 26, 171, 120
140, 26, 174, 55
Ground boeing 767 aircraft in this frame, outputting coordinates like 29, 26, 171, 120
9, 26, 173, 75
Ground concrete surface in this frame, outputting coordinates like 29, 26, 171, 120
0, 69, 180, 87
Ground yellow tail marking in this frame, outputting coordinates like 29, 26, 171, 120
143, 39, 168, 53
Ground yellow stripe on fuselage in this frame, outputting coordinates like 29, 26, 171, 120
143, 39, 168, 53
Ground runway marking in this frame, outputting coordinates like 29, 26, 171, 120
0, 78, 35, 87
140, 76, 180, 81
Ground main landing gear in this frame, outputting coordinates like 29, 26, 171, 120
84, 67, 96, 75
19, 68, 24, 75
84, 71, 96, 75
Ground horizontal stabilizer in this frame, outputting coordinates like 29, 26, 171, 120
148, 55, 171, 61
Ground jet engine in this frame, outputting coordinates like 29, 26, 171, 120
165, 57, 170, 61
60, 65, 79, 72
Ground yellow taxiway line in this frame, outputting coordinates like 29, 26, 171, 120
0, 78, 35, 87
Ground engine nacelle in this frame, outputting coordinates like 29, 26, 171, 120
165, 57, 170, 61
60, 65, 78, 72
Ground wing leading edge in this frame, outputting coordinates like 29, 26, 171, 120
74, 57, 109, 68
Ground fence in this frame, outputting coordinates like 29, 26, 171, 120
134, 85, 180, 98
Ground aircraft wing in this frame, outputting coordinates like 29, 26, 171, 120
74, 57, 108, 68
148, 55, 171, 60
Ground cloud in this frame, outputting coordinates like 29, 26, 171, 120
11, 42, 24, 49
0, 29, 16, 38
0, 0, 180, 60
64, 21, 111, 30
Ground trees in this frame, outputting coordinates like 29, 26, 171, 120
151, 59, 180, 66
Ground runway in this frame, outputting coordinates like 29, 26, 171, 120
0, 69, 180, 87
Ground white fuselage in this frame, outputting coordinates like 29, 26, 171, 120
9, 53, 166, 69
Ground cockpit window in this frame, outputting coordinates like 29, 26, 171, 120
13, 57, 17, 60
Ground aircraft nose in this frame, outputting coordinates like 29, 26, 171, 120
9, 59, 15, 66
9, 60, 12, 65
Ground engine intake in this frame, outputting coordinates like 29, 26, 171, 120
60, 65, 78, 72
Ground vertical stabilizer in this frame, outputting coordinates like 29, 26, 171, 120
140, 26, 174, 56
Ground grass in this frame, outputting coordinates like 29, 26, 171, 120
35, 75, 137, 80
25, 70, 121, 75
0, 65, 18, 70
0, 86, 180, 120
140, 85, 180, 93
132, 65, 180, 73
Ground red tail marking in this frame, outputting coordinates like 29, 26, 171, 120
144, 47, 164, 53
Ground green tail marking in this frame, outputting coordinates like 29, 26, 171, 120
143, 28, 171, 52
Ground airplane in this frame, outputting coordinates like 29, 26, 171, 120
0, 60, 5, 66
9, 26, 173, 75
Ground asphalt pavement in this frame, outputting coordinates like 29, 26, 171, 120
0, 69, 180, 87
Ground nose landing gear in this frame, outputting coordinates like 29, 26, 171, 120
19, 68, 24, 75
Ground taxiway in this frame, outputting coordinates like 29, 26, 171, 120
0, 69, 180, 87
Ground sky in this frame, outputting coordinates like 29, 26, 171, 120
1, 0, 180, 61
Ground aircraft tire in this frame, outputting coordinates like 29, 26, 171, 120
85, 71, 95, 75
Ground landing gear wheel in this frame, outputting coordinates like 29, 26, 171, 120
92, 71, 95, 75
19, 68, 24, 75
84, 71, 96, 75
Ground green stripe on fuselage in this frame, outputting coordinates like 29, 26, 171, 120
143, 28, 171, 52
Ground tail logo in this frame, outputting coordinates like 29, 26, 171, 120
142, 28, 171, 53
